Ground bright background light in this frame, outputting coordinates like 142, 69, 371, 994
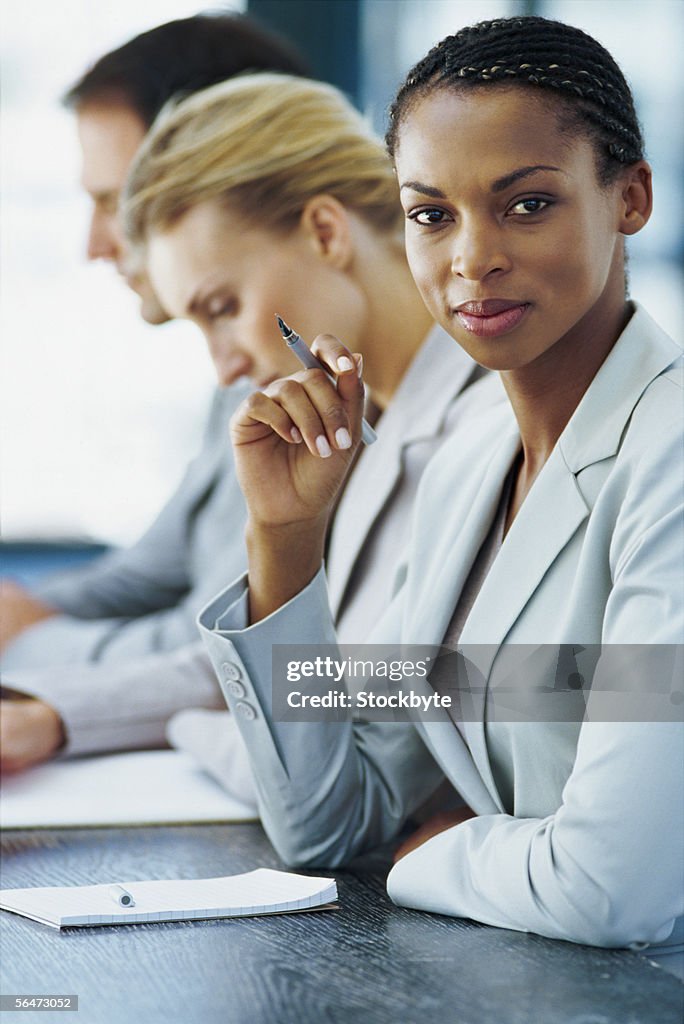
1, 1, 245, 545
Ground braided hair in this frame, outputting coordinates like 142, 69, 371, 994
386, 16, 644, 185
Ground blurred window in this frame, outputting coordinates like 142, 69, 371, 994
1, 2, 245, 544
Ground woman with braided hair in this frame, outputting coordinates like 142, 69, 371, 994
197, 17, 683, 970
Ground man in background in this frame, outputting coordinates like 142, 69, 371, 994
0, 13, 307, 774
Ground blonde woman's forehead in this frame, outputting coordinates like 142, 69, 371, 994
146, 198, 297, 318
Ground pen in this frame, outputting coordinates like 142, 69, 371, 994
276, 315, 377, 446
109, 884, 136, 908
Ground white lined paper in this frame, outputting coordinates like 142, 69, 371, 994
0, 869, 338, 929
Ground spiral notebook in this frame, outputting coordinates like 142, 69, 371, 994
0, 868, 338, 929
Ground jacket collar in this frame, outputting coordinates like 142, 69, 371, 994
559, 303, 682, 473
374, 323, 478, 446
326, 325, 479, 619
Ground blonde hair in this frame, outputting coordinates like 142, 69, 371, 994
123, 73, 402, 245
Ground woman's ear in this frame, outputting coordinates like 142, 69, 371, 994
299, 195, 354, 269
618, 160, 653, 237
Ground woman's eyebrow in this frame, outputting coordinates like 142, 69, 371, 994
399, 181, 446, 197
491, 165, 564, 193
401, 165, 564, 199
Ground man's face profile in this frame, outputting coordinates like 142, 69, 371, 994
76, 101, 169, 325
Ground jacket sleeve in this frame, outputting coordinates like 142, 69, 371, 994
5, 641, 226, 758
388, 718, 683, 948
198, 568, 444, 867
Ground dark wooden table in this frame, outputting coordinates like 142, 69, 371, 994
1, 824, 682, 1024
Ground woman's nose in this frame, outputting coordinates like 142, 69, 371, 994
451, 220, 510, 282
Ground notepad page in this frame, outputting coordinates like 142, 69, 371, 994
0, 869, 338, 928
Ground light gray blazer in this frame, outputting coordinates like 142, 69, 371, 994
198, 305, 684, 956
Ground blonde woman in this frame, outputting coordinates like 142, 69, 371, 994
122, 73, 503, 789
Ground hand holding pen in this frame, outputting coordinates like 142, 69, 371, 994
229, 319, 369, 622
276, 317, 377, 447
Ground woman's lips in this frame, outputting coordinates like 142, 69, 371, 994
455, 301, 530, 338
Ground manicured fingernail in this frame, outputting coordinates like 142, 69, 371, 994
354, 354, 364, 378
335, 427, 352, 449
315, 435, 332, 458
290, 426, 303, 443
337, 356, 354, 373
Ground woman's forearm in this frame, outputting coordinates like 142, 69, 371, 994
245, 517, 327, 623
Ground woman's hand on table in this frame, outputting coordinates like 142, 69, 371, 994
0, 697, 65, 775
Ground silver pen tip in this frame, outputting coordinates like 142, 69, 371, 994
275, 314, 290, 336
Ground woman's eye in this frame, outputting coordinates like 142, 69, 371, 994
207, 298, 237, 319
509, 198, 550, 216
409, 208, 449, 226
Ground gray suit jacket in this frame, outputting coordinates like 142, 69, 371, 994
197, 306, 684, 958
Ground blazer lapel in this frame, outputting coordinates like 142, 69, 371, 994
459, 449, 590, 651
455, 450, 589, 804
402, 305, 681, 657
405, 426, 522, 647
325, 413, 402, 618
459, 302, 683, 658
398, 423, 520, 811
326, 326, 478, 619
